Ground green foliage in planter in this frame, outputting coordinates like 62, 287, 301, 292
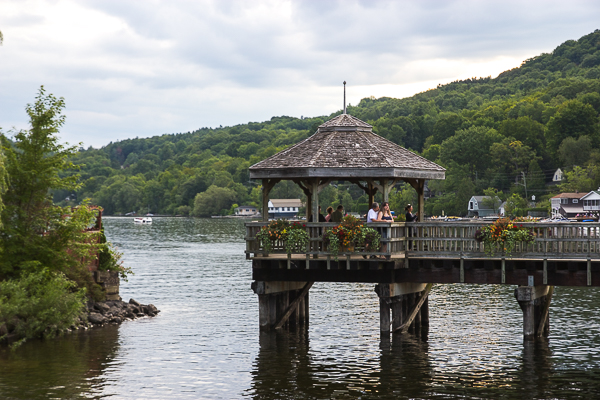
255, 219, 309, 254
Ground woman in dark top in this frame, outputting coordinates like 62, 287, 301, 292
405, 203, 418, 249
405, 204, 418, 222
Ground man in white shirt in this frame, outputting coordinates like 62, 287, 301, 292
367, 202, 381, 223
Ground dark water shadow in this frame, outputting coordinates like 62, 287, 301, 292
0, 325, 121, 399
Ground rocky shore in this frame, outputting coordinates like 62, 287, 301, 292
85, 298, 160, 326
1, 298, 160, 345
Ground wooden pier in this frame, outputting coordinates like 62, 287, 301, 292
247, 220, 600, 339
244, 107, 594, 340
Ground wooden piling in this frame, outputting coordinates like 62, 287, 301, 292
391, 297, 403, 332
380, 298, 391, 333
514, 285, 551, 339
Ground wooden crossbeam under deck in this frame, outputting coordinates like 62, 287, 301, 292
274, 282, 314, 330
393, 283, 433, 333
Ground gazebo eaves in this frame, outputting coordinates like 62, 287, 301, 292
249, 167, 445, 180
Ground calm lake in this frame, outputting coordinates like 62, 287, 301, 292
2, 217, 600, 399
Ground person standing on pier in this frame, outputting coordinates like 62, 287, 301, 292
331, 205, 344, 223
367, 202, 381, 223
325, 206, 334, 222
405, 203, 418, 249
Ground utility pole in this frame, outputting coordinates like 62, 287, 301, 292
521, 171, 528, 200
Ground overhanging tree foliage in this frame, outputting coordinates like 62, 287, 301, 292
0, 87, 102, 288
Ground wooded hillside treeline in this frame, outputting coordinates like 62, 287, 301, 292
65, 29, 600, 217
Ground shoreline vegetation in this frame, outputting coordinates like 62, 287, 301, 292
0, 88, 143, 349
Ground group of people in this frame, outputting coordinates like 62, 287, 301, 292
313, 202, 419, 224
310, 202, 418, 257
367, 202, 418, 223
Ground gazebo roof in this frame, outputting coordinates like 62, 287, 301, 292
249, 113, 445, 180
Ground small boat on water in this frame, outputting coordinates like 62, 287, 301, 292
133, 217, 153, 224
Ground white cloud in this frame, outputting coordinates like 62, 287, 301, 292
1, 0, 600, 147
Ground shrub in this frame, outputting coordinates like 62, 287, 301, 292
0, 268, 86, 348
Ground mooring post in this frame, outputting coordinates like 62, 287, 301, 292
514, 285, 551, 339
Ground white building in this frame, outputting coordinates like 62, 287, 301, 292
234, 205, 258, 216
268, 199, 302, 219
552, 168, 564, 183
581, 189, 600, 213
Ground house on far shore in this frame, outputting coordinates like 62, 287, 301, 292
268, 199, 302, 219
550, 168, 564, 185
581, 188, 600, 215
234, 205, 259, 216
550, 192, 583, 218
467, 196, 501, 217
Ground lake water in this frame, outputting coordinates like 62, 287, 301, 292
2, 217, 600, 399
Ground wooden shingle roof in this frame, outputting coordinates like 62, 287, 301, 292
249, 113, 445, 180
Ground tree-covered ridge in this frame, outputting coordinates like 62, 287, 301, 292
68, 29, 600, 217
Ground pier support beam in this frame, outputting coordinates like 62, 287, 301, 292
375, 283, 431, 335
514, 285, 554, 339
252, 281, 311, 331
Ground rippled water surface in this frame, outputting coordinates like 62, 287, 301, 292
2, 217, 600, 399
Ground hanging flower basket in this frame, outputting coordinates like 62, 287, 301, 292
255, 220, 309, 255
475, 218, 535, 257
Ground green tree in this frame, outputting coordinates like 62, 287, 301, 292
504, 193, 528, 217
389, 184, 417, 216
546, 100, 598, 158
192, 185, 237, 217
0, 87, 86, 277
440, 126, 503, 175
0, 87, 122, 322
559, 165, 600, 193
558, 135, 592, 167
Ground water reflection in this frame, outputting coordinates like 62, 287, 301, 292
249, 329, 435, 399
0, 326, 120, 399
519, 339, 553, 399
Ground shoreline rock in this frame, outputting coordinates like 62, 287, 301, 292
84, 298, 160, 327
1, 298, 160, 345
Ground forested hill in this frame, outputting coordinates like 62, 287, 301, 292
66, 29, 600, 217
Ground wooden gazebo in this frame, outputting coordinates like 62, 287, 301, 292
246, 111, 599, 340
249, 112, 446, 221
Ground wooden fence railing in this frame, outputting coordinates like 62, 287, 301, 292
245, 221, 600, 260
245, 222, 407, 259
409, 221, 600, 259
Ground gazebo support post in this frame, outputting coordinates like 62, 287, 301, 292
261, 179, 280, 222
294, 180, 313, 222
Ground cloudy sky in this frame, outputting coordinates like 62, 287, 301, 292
1, 1, 600, 148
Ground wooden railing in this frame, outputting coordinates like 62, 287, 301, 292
409, 221, 600, 259
245, 221, 600, 260
245, 222, 408, 259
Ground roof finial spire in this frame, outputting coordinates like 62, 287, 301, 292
343, 81, 347, 114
